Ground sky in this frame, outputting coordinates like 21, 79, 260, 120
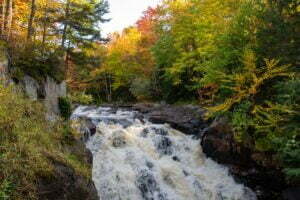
101, 0, 161, 36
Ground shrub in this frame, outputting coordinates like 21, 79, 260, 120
12, 42, 65, 83
130, 78, 152, 101
204, 50, 299, 182
58, 97, 72, 119
280, 137, 300, 184
69, 92, 93, 105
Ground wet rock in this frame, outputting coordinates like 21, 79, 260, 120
118, 119, 133, 128
141, 127, 168, 138
67, 139, 94, 165
243, 187, 259, 200
37, 158, 98, 200
282, 187, 300, 200
146, 161, 154, 169
72, 117, 96, 142
101, 117, 133, 128
38, 139, 97, 200
200, 117, 248, 165
201, 117, 288, 200
112, 131, 127, 148
172, 156, 180, 162
151, 127, 168, 136
136, 170, 167, 200
141, 128, 150, 138
163, 173, 175, 188
156, 136, 173, 155
133, 104, 207, 136
183, 170, 189, 176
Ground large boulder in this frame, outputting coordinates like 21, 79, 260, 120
201, 117, 288, 200
71, 117, 97, 142
37, 136, 97, 200
37, 156, 97, 200
133, 103, 207, 136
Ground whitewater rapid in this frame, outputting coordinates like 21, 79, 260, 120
71, 106, 256, 200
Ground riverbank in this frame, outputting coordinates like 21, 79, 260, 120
0, 85, 98, 200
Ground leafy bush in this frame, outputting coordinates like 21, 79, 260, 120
130, 78, 152, 101
280, 137, 300, 184
58, 97, 72, 119
69, 92, 93, 105
0, 84, 91, 199
12, 42, 65, 83
205, 50, 299, 181
0, 179, 14, 200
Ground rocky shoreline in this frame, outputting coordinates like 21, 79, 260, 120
37, 139, 98, 200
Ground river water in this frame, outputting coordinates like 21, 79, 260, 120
71, 106, 257, 200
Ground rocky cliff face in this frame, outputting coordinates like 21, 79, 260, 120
22, 75, 39, 100
44, 76, 67, 119
21, 75, 66, 119
0, 48, 66, 119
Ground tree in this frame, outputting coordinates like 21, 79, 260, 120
27, 0, 36, 40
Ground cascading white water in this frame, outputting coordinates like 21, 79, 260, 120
71, 106, 257, 200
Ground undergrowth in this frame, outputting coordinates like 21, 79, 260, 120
0, 84, 91, 200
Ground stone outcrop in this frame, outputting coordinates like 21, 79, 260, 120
200, 117, 292, 200
0, 47, 66, 119
37, 140, 98, 200
22, 75, 39, 100
71, 116, 97, 142
44, 76, 67, 119
20, 75, 66, 119
133, 103, 207, 136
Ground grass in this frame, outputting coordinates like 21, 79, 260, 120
0, 84, 92, 200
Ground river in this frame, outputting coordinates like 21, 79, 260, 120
71, 106, 257, 200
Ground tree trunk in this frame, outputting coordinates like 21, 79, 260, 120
7, 0, 12, 40
42, 23, 47, 45
1, 0, 6, 37
27, 0, 36, 41
61, 0, 70, 48
64, 40, 71, 78
108, 73, 112, 102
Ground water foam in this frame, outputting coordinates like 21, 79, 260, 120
72, 106, 257, 200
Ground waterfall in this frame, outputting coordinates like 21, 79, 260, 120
71, 106, 257, 200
